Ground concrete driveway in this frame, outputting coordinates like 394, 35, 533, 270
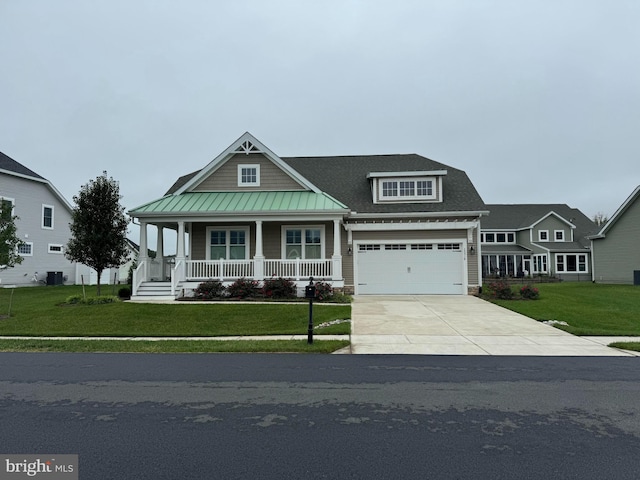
351, 295, 634, 356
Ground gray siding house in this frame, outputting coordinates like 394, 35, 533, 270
590, 186, 640, 284
129, 132, 488, 299
0, 151, 77, 286
481, 204, 597, 281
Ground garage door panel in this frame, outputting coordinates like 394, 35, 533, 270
356, 243, 464, 295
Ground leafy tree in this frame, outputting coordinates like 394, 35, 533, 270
65, 172, 129, 295
0, 199, 24, 269
593, 212, 608, 227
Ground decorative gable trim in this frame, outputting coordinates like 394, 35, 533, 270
175, 132, 322, 195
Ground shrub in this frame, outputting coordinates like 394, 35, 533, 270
262, 277, 296, 299
487, 280, 514, 300
520, 285, 540, 300
118, 287, 131, 299
227, 277, 260, 298
65, 295, 120, 305
313, 281, 334, 301
194, 280, 225, 299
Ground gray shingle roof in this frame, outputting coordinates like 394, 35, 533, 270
166, 153, 487, 214
281, 154, 486, 214
482, 204, 598, 249
0, 151, 44, 180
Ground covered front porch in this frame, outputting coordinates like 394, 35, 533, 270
132, 218, 345, 299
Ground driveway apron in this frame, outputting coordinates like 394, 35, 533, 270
350, 295, 633, 356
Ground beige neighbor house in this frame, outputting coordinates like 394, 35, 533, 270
128, 132, 488, 300
481, 204, 597, 282
589, 185, 640, 285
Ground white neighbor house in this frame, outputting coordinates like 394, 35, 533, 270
0, 151, 77, 286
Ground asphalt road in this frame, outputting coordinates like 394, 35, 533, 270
1, 353, 639, 479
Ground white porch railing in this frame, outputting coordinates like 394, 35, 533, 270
132, 260, 145, 294
264, 259, 332, 280
186, 259, 255, 281
184, 259, 332, 281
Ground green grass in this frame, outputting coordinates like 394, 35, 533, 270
488, 283, 640, 336
0, 339, 350, 353
0, 285, 351, 337
609, 342, 640, 352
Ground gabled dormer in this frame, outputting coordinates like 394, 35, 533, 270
367, 170, 446, 204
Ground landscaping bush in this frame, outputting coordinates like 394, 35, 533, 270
118, 287, 131, 299
520, 285, 540, 300
227, 278, 260, 299
65, 295, 120, 305
487, 280, 514, 300
262, 277, 296, 299
194, 280, 225, 299
314, 281, 334, 301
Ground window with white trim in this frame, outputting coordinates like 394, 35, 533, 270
556, 254, 588, 273
18, 242, 33, 256
42, 205, 54, 229
1, 198, 15, 220
481, 232, 515, 244
48, 244, 64, 254
283, 227, 324, 259
538, 230, 549, 241
238, 165, 260, 187
379, 178, 435, 201
207, 227, 249, 260
533, 254, 547, 273
554, 230, 565, 242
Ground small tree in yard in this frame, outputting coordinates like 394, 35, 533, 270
0, 199, 24, 269
65, 172, 129, 295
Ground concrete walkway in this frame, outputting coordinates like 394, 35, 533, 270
351, 295, 639, 356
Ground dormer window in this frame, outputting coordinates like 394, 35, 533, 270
369, 171, 444, 203
238, 165, 260, 187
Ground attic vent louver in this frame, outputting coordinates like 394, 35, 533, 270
235, 140, 262, 155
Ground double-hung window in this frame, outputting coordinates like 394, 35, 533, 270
556, 254, 588, 273
284, 227, 323, 259
208, 228, 248, 260
42, 205, 54, 229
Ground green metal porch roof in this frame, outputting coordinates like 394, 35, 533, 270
130, 191, 349, 216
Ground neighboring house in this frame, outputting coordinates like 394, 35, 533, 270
481, 204, 597, 281
0, 151, 76, 286
589, 186, 640, 284
129, 132, 488, 299
74, 238, 139, 285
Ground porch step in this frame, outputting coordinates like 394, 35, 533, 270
135, 281, 173, 296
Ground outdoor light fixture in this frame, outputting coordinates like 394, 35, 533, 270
348, 246, 353, 255
469, 245, 475, 255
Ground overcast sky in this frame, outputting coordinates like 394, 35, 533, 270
1, 1, 638, 245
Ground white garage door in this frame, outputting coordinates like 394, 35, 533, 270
356, 243, 465, 295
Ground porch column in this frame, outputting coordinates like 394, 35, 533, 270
139, 221, 149, 279
176, 221, 186, 282
331, 219, 343, 280
254, 220, 264, 280
156, 227, 165, 280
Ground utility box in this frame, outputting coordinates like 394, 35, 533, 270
634, 270, 640, 286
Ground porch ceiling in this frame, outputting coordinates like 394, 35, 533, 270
130, 191, 349, 216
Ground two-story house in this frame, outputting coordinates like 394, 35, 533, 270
0, 151, 77, 285
481, 204, 597, 281
129, 132, 488, 299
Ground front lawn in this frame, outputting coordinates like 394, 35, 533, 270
0, 285, 351, 337
487, 282, 640, 336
